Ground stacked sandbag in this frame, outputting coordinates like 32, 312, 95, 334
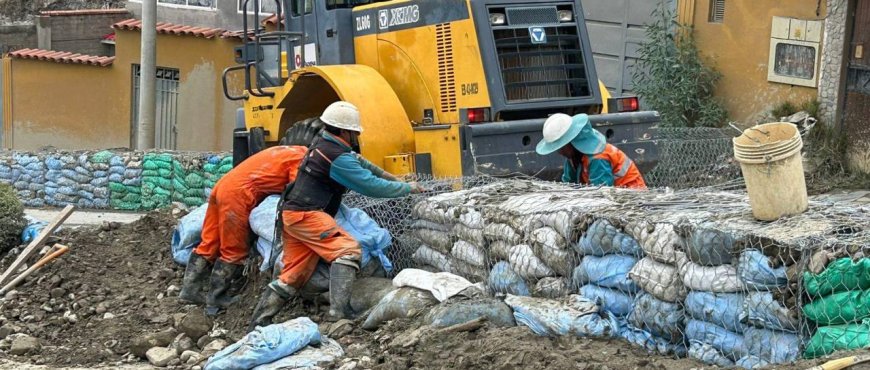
736, 248, 801, 366
203, 155, 233, 199
42, 152, 111, 208
573, 219, 642, 318
408, 192, 462, 277
450, 208, 489, 282
11, 153, 45, 207
83, 150, 113, 209
140, 153, 175, 209
802, 256, 870, 358
680, 227, 748, 367
623, 222, 688, 356
109, 154, 143, 211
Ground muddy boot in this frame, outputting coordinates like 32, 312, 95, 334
325, 262, 357, 322
205, 261, 243, 316
248, 281, 296, 332
179, 253, 212, 305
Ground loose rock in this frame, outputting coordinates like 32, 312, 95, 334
146, 346, 178, 367
130, 328, 178, 358
179, 311, 213, 340
328, 319, 354, 339
200, 338, 228, 358
9, 335, 40, 355
180, 349, 199, 362
170, 334, 195, 355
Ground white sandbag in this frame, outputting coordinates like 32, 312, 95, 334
410, 219, 452, 233
490, 240, 514, 261
524, 210, 583, 241
639, 223, 687, 265
411, 245, 453, 273
450, 258, 489, 283
458, 208, 485, 229
629, 257, 687, 303
681, 260, 746, 293
509, 244, 555, 280
535, 242, 574, 277
451, 240, 486, 267
411, 228, 453, 254
530, 227, 568, 250
533, 277, 570, 299
392, 268, 474, 302
453, 223, 485, 246
483, 223, 522, 244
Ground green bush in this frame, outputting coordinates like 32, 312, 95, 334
0, 183, 26, 253
633, 3, 727, 128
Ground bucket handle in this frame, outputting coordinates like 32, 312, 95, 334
729, 122, 770, 144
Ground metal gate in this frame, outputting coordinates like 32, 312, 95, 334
583, 0, 673, 96
844, 0, 870, 170
131, 65, 180, 150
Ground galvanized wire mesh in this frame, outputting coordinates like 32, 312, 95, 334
644, 127, 743, 189
344, 176, 870, 368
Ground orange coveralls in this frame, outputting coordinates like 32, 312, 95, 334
194, 146, 307, 265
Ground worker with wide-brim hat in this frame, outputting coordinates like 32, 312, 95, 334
537, 113, 646, 189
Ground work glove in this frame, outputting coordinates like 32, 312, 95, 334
410, 182, 425, 194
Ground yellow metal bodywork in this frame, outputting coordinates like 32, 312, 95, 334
243, 0, 608, 177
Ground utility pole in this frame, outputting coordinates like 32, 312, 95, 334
136, 0, 157, 150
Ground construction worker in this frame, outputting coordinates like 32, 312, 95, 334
536, 113, 647, 189
179, 145, 308, 316
249, 101, 423, 330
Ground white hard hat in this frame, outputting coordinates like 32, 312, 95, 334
536, 113, 577, 155
320, 101, 362, 133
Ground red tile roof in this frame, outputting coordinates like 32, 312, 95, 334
112, 19, 225, 39
40, 9, 129, 17
220, 30, 255, 40
7, 48, 115, 67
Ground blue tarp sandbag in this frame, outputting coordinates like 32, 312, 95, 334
170, 203, 209, 265
362, 287, 439, 330
684, 319, 748, 361
575, 219, 643, 257
738, 249, 787, 289
736, 355, 770, 369
424, 298, 516, 328
628, 292, 684, 342
687, 226, 736, 266
742, 291, 799, 333
743, 326, 800, 364
620, 325, 687, 357
579, 284, 634, 317
252, 337, 344, 370
489, 261, 530, 296
688, 341, 735, 367
205, 317, 321, 370
572, 255, 639, 293
504, 294, 619, 338
685, 291, 746, 334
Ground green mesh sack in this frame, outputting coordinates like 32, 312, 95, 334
140, 183, 155, 197
804, 320, 870, 358
804, 258, 870, 298
803, 289, 870, 325
108, 182, 127, 193
140, 199, 157, 210
172, 178, 189, 193
121, 193, 141, 203
184, 188, 205, 198
126, 186, 142, 194
158, 168, 172, 178
111, 192, 127, 200
205, 180, 217, 188
156, 153, 174, 163
111, 199, 141, 211
143, 161, 159, 171
172, 161, 185, 174
152, 187, 172, 197
203, 163, 217, 173
183, 197, 204, 207
185, 173, 205, 188
141, 170, 160, 178
218, 164, 233, 174
155, 160, 172, 171
90, 150, 114, 164
219, 156, 233, 166
144, 177, 172, 190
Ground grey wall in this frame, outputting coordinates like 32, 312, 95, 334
125, 0, 265, 32
582, 0, 671, 97
39, 12, 130, 56
0, 24, 37, 53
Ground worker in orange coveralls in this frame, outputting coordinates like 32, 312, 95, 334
179, 145, 308, 316
248, 101, 423, 330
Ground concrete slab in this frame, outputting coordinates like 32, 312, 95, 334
25, 209, 146, 228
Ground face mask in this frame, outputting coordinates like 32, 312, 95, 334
348, 133, 361, 152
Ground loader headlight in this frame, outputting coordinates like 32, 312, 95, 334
489, 13, 506, 25
557, 10, 573, 22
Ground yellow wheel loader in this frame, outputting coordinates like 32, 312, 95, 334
223, 0, 659, 180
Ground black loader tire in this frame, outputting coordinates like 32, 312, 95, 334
280, 117, 325, 147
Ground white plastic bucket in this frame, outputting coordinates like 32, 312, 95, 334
733, 122, 808, 221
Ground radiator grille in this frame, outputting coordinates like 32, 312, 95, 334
506, 6, 558, 25
436, 23, 457, 113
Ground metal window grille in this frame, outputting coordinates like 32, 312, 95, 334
709, 0, 725, 23
131, 65, 180, 150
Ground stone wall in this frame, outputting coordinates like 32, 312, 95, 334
818, 0, 849, 125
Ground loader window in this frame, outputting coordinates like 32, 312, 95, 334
291, 0, 313, 16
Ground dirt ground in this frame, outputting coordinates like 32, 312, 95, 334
0, 209, 863, 369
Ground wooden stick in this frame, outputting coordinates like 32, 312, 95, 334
0, 204, 74, 286
436, 317, 487, 334
0, 244, 70, 295
806, 354, 870, 370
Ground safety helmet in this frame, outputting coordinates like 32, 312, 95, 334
536, 113, 606, 155
320, 101, 362, 133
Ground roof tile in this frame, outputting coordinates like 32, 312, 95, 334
112, 18, 225, 39
8, 48, 115, 67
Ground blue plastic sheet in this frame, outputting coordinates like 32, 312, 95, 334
205, 317, 321, 370
504, 294, 620, 338
575, 219, 643, 257
743, 327, 800, 364
685, 291, 746, 334
684, 319, 748, 361
489, 261, 530, 296
170, 203, 209, 265
22, 218, 48, 243
620, 325, 687, 357
579, 284, 633, 317
738, 249, 787, 289
252, 337, 344, 370
742, 291, 799, 333
628, 292, 684, 342
572, 255, 639, 293
688, 341, 735, 367
736, 355, 770, 369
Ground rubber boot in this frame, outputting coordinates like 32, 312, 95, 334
205, 261, 243, 316
248, 281, 295, 332
179, 253, 212, 305
325, 262, 357, 322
